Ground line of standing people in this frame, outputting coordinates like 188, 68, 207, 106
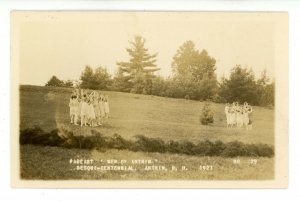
225, 102, 253, 130
69, 89, 110, 127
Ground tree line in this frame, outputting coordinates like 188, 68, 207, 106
45, 35, 274, 107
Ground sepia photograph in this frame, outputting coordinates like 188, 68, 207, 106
11, 11, 288, 188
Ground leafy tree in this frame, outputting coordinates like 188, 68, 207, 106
172, 41, 216, 81
197, 73, 218, 100
80, 65, 96, 89
263, 81, 275, 107
63, 79, 74, 88
93, 66, 112, 90
151, 76, 168, 96
171, 41, 218, 100
117, 35, 160, 94
45, 76, 64, 87
111, 67, 132, 92
172, 41, 198, 78
80, 65, 112, 90
256, 70, 274, 106
73, 80, 81, 88
257, 69, 269, 86
164, 78, 186, 99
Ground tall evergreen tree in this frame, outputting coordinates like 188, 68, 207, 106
219, 65, 259, 104
117, 35, 160, 94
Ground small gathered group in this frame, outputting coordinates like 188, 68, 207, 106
225, 102, 253, 130
68, 89, 110, 127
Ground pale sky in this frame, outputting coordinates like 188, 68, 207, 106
17, 12, 277, 86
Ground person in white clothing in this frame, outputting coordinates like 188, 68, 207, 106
87, 97, 96, 126
99, 94, 105, 118
243, 102, 253, 130
225, 103, 230, 127
69, 95, 79, 125
73, 96, 79, 125
93, 92, 102, 126
229, 104, 237, 128
77, 96, 82, 123
104, 94, 110, 118
235, 105, 243, 128
232, 102, 238, 127
80, 94, 89, 127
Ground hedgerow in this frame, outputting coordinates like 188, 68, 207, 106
20, 126, 274, 158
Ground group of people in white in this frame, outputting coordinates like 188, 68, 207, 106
68, 89, 110, 127
225, 102, 253, 130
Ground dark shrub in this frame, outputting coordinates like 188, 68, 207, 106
178, 140, 196, 155
76, 136, 94, 149
221, 141, 247, 157
132, 135, 166, 153
211, 140, 226, 156
167, 140, 181, 154
200, 103, 214, 125
193, 140, 216, 156
184, 95, 190, 100
48, 129, 65, 146
90, 130, 107, 149
255, 143, 274, 157
20, 126, 46, 145
242, 144, 260, 157
62, 138, 79, 149
20, 127, 274, 158
192, 141, 208, 156
107, 134, 132, 150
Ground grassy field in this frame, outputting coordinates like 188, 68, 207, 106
20, 85, 274, 145
20, 145, 274, 180
19, 85, 275, 180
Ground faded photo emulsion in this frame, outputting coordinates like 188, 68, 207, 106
11, 11, 288, 188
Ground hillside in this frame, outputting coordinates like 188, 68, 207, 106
19, 85, 274, 145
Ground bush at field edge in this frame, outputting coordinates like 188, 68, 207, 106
20, 126, 274, 158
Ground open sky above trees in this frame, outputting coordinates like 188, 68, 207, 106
19, 12, 276, 86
